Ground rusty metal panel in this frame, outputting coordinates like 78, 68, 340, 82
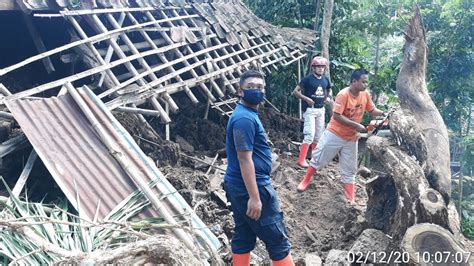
5, 86, 221, 251
6, 93, 136, 220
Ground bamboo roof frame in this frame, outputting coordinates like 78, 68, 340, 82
2, 1, 316, 123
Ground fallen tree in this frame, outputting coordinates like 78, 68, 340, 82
358, 6, 472, 264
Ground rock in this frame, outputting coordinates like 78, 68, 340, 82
304, 253, 322, 265
349, 229, 391, 263
325, 249, 349, 265
176, 135, 194, 153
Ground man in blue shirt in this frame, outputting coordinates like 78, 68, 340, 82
225, 70, 294, 265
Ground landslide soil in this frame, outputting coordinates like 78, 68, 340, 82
120, 102, 369, 263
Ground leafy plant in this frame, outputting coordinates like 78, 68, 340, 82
0, 177, 171, 264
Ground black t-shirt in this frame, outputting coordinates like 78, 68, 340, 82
298, 74, 331, 111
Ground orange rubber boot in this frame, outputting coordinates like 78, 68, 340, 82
297, 143, 310, 168
232, 252, 250, 266
344, 183, 355, 204
272, 253, 294, 266
297, 166, 316, 192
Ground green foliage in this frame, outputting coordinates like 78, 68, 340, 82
460, 198, 474, 240
0, 177, 166, 264
244, 0, 473, 240
460, 134, 474, 173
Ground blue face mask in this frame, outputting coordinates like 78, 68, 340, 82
242, 88, 265, 105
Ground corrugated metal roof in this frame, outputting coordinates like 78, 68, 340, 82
5, 86, 220, 252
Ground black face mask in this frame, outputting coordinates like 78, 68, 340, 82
242, 88, 265, 104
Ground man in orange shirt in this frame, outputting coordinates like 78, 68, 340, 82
296, 69, 385, 203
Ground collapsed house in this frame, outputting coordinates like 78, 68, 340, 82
0, 0, 316, 262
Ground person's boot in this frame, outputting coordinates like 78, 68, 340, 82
232, 252, 250, 266
310, 143, 317, 159
297, 143, 310, 168
344, 183, 355, 204
297, 166, 316, 192
272, 253, 295, 266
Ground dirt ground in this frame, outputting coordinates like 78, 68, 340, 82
145, 103, 369, 263
161, 156, 369, 264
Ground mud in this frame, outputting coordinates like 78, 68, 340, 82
146, 103, 369, 263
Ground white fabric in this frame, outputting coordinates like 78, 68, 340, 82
309, 130, 358, 183
302, 107, 325, 144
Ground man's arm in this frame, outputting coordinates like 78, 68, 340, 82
293, 85, 314, 106
369, 107, 385, 118
237, 150, 262, 220
333, 113, 367, 133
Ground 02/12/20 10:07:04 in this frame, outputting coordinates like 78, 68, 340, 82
347, 251, 472, 264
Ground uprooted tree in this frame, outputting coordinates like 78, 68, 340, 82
359, 7, 472, 264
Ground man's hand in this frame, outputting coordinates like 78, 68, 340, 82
324, 97, 333, 104
246, 197, 262, 220
305, 97, 315, 106
355, 123, 367, 133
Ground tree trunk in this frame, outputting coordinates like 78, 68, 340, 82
393, 6, 451, 203
362, 7, 469, 257
55, 235, 202, 265
320, 0, 333, 78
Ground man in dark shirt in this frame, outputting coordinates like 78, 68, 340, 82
292, 56, 333, 168
225, 70, 294, 265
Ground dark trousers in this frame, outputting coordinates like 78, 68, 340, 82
224, 181, 291, 261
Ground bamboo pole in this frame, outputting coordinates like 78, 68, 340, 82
21, 12, 55, 74
0, 14, 199, 76
11, 150, 38, 197
149, 97, 171, 123
0, 111, 14, 120
104, 13, 179, 113
65, 82, 196, 251
126, 12, 199, 105
152, 10, 224, 98
7, 41, 184, 101
114, 106, 161, 117
106, 47, 282, 109
97, 12, 127, 87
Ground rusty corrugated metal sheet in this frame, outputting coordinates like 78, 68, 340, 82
7, 92, 136, 219
5, 86, 220, 251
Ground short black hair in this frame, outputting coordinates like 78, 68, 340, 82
239, 70, 265, 87
351, 69, 369, 83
